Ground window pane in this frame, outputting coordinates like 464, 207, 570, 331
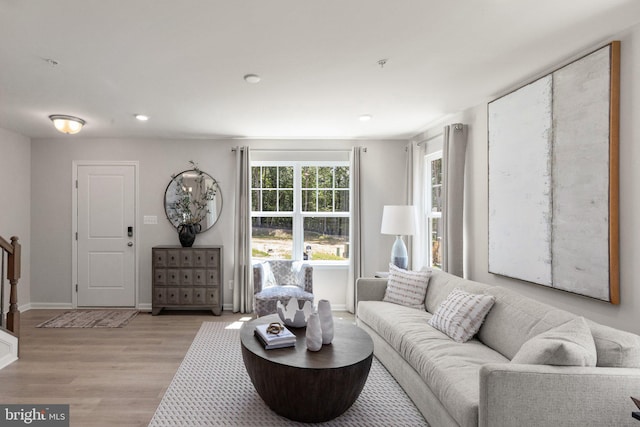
251, 166, 261, 188
262, 190, 277, 211
251, 190, 260, 211
279, 166, 293, 188
318, 167, 333, 188
432, 184, 442, 212
262, 167, 277, 189
252, 217, 293, 259
279, 190, 293, 211
302, 166, 316, 188
335, 190, 349, 212
335, 166, 349, 188
317, 190, 333, 212
302, 190, 316, 212
431, 217, 442, 268
431, 158, 442, 186
303, 217, 349, 261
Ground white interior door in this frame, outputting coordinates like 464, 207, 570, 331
77, 164, 136, 307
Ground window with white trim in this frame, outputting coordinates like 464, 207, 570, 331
425, 151, 443, 268
251, 161, 350, 263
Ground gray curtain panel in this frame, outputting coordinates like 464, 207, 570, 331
347, 146, 364, 313
442, 124, 468, 277
233, 146, 254, 313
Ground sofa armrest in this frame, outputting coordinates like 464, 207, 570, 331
479, 363, 640, 427
356, 278, 388, 305
253, 263, 264, 294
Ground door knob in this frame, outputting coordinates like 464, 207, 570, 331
127, 242, 134, 247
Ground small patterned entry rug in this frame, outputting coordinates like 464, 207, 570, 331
149, 321, 428, 426
36, 310, 139, 328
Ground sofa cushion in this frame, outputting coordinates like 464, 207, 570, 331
428, 288, 496, 343
382, 263, 431, 310
511, 317, 597, 366
587, 321, 640, 368
358, 300, 509, 427
425, 270, 492, 314
478, 286, 568, 359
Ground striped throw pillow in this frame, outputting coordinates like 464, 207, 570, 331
382, 264, 431, 310
428, 288, 496, 343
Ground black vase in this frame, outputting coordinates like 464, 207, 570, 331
178, 224, 198, 247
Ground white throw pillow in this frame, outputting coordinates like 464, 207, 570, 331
428, 288, 496, 343
382, 263, 431, 310
511, 317, 597, 366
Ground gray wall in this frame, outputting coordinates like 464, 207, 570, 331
0, 127, 31, 311
29, 138, 406, 310
419, 23, 640, 335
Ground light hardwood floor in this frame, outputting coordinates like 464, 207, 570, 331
0, 309, 251, 427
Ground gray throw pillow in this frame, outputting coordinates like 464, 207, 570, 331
428, 288, 495, 343
383, 263, 431, 310
511, 317, 597, 366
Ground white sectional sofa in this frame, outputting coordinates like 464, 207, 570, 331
356, 269, 640, 427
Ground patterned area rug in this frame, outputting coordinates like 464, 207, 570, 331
149, 321, 428, 427
36, 310, 138, 328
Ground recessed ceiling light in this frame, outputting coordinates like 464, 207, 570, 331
135, 114, 149, 121
359, 114, 372, 122
244, 74, 261, 84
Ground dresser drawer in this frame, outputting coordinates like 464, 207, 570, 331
153, 287, 167, 304
180, 250, 193, 267
180, 269, 193, 286
166, 250, 180, 267
206, 249, 220, 267
166, 287, 180, 304
193, 250, 207, 267
166, 269, 179, 286
180, 288, 193, 304
206, 269, 220, 286
193, 269, 206, 286
154, 269, 166, 286
153, 250, 167, 267
193, 288, 206, 304
206, 288, 220, 305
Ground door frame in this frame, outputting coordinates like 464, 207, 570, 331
71, 160, 140, 308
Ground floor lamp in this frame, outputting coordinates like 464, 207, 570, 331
380, 205, 417, 270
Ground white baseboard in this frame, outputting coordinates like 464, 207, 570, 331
27, 302, 74, 310
137, 303, 152, 312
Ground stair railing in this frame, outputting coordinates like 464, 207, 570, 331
0, 236, 20, 337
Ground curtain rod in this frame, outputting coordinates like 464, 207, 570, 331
231, 147, 367, 153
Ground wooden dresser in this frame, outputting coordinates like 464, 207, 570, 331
152, 245, 223, 315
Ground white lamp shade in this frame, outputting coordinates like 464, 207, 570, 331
380, 205, 417, 236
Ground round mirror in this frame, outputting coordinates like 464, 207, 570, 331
164, 169, 222, 233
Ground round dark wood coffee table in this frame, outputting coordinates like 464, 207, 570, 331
240, 314, 374, 423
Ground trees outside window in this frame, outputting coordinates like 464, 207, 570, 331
425, 152, 443, 268
251, 162, 350, 263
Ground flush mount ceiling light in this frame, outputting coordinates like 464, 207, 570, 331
48, 115, 86, 134
243, 74, 261, 84
135, 114, 149, 121
359, 114, 372, 122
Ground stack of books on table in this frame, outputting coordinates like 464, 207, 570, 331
254, 324, 296, 349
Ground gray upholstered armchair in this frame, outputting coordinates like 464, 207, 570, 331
253, 260, 314, 317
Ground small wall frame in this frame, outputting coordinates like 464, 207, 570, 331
488, 41, 620, 303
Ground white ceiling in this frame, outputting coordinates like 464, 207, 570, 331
1, 0, 639, 140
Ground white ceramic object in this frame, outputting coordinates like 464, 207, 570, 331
306, 313, 323, 351
276, 297, 313, 328
318, 299, 334, 345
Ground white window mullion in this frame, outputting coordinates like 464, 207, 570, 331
293, 164, 304, 261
